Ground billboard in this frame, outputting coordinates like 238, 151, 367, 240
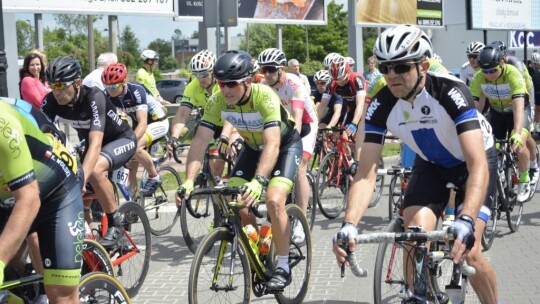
467, 0, 540, 31
509, 31, 540, 49
3, 0, 175, 16
177, 0, 326, 25
356, 0, 444, 28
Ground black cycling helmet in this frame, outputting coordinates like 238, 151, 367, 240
45, 56, 82, 83
490, 40, 507, 53
477, 45, 504, 69
213, 50, 254, 81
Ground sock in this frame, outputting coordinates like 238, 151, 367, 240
530, 160, 538, 169
519, 171, 530, 183
444, 207, 455, 216
149, 175, 161, 180
276, 255, 289, 273
106, 211, 122, 227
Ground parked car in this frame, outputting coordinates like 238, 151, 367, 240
156, 78, 188, 103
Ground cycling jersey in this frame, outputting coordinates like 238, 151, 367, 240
365, 72, 494, 169
470, 64, 527, 113
180, 78, 220, 109
459, 62, 478, 86
313, 91, 345, 125
266, 73, 317, 124
427, 58, 449, 75
200, 83, 296, 151
366, 71, 386, 102
135, 67, 161, 99
106, 82, 167, 126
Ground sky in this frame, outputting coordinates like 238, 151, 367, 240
16, 0, 347, 49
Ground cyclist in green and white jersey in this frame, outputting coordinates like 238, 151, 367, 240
179, 50, 302, 292
470, 44, 532, 202
136, 49, 169, 104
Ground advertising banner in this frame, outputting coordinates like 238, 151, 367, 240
468, 0, 540, 31
509, 30, 540, 49
177, 0, 326, 25
356, 0, 443, 28
3, 0, 175, 16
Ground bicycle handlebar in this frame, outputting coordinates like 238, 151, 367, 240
183, 186, 265, 218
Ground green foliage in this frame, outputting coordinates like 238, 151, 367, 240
160, 55, 180, 72
300, 60, 325, 76
177, 69, 192, 79
239, 24, 275, 58
16, 20, 33, 57
362, 27, 378, 64
118, 26, 141, 72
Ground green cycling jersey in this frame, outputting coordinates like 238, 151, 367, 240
135, 67, 161, 99
470, 64, 526, 113
180, 78, 220, 109
200, 83, 295, 151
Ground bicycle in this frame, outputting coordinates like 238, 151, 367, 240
315, 127, 385, 219
337, 219, 478, 304
187, 186, 312, 304
287, 171, 317, 232
385, 166, 412, 221
0, 271, 131, 303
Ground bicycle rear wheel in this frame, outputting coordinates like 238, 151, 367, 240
305, 172, 317, 231
140, 165, 181, 236
387, 175, 403, 220
112, 202, 152, 297
504, 161, 523, 232
188, 227, 251, 304
79, 272, 131, 304
81, 239, 115, 278
316, 152, 347, 219
368, 157, 385, 208
481, 176, 500, 251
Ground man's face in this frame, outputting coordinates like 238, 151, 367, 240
289, 63, 300, 74
261, 66, 281, 85
194, 71, 214, 89
481, 63, 503, 82
105, 82, 126, 98
316, 80, 328, 93
380, 60, 424, 99
50, 79, 79, 105
468, 54, 479, 68
218, 77, 250, 106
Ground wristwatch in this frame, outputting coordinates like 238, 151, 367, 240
254, 175, 269, 187
458, 214, 475, 227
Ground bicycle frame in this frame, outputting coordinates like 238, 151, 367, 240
326, 132, 355, 187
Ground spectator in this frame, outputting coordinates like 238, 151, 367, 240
19, 52, 50, 108
82, 52, 118, 90
136, 49, 169, 104
287, 58, 311, 92
363, 56, 380, 83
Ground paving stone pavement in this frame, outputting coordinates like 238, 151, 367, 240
132, 159, 540, 303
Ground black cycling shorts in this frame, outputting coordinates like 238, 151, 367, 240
81, 131, 138, 171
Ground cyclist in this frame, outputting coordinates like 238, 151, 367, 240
333, 25, 499, 304
179, 50, 302, 292
41, 56, 137, 248
323, 52, 341, 70
102, 63, 169, 196
313, 69, 344, 129
471, 45, 532, 202
530, 53, 540, 133
346, 56, 355, 71
460, 41, 485, 86
136, 49, 168, 104
0, 97, 84, 303
258, 48, 318, 243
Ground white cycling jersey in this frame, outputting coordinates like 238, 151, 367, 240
460, 62, 478, 86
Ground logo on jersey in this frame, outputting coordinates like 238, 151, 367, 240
447, 88, 468, 109
402, 110, 410, 121
365, 98, 381, 121
421, 106, 431, 115
0, 118, 22, 158
90, 101, 101, 126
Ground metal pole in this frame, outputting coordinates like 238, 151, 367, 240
108, 15, 118, 54
246, 23, 250, 53
88, 15, 95, 71
276, 25, 282, 49
34, 14, 43, 50
0, 0, 8, 96
305, 26, 309, 61
216, 0, 220, 56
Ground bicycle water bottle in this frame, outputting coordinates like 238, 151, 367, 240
244, 224, 260, 253
259, 221, 272, 254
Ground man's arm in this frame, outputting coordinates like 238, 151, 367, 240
511, 97, 526, 142
185, 126, 214, 181
255, 126, 281, 178
327, 103, 343, 128
83, 130, 105, 182
170, 105, 192, 138
317, 96, 330, 120
351, 93, 366, 126
134, 110, 148, 141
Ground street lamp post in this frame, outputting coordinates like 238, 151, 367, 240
305, 25, 309, 61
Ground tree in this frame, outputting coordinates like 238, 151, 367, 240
53, 15, 92, 38
16, 20, 33, 57
191, 31, 199, 39
239, 24, 275, 58
160, 56, 180, 72
362, 27, 379, 64
147, 38, 175, 70
118, 26, 141, 72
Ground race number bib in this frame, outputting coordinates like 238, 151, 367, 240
111, 167, 130, 186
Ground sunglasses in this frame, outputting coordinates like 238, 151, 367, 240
482, 67, 499, 74
467, 55, 478, 60
104, 83, 123, 90
261, 66, 279, 74
316, 81, 328, 85
193, 71, 210, 79
217, 78, 246, 89
379, 62, 418, 75
49, 81, 74, 91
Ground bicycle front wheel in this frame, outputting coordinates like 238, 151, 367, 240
482, 177, 500, 251
306, 172, 317, 231
316, 152, 347, 219
505, 162, 523, 232
81, 239, 115, 278
188, 227, 251, 304
368, 157, 385, 208
140, 165, 181, 236
387, 175, 403, 220
113, 201, 152, 297
79, 272, 131, 304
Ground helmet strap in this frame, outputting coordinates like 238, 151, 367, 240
402, 63, 423, 101
236, 83, 250, 106
269, 70, 282, 87
67, 82, 79, 106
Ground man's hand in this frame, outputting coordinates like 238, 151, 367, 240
167, 137, 179, 153
240, 179, 263, 207
510, 133, 524, 152
216, 135, 229, 157
449, 215, 475, 263
178, 179, 195, 200
229, 137, 244, 158
345, 123, 357, 137
332, 223, 358, 267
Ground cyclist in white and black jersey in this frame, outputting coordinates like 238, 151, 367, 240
460, 41, 484, 86
258, 48, 318, 243
332, 25, 499, 304
41, 56, 137, 248
102, 63, 169, 196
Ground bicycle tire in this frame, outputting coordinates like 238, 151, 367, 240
306, 172, 317, 231
528, 144, 540, 199
112, 202, 152, 297
373, 217, 406, 304
140, 165, 181, 236
188, 227, 251, 304
79, 272, 131, 304
368, 157, 385, 208
315, 152, 347, 219
387, 175, 402, 220
180, 182, 221, 254
81, 239, 115, 278
504, 159, 523, 232
481, 176, 500, 251
273, 204, 312, 304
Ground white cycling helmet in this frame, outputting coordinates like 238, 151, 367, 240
346, 56, 355, 68
251, 59, 260, 74
313, 70, 331, 82
258, 48, 287, 66
531, 53, 540, 64
190, 49, 216, 72
140, 49, 159, 61
373, 24, 433, 63
323, 52, 341, 68
329, 56, 350, 80
466, 41, 485, 55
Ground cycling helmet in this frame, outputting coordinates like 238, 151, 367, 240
531, 53, 540, 64
466, 41, 485, 55
101, 63, 127, 85
330, 56, 350, 79
190, 50, 216, 72
313, 70, 331, 82
490, 41, 507, 53
477, 45, 504, 69
323, 52, 341, 68
140, 49, 159, 61
431, 53, 443, 64
214, 50, 254, 81
346, 56, 355, 68
251, 59, 260, 74
45, 56, 82, 83
373, 24, 433, 63
258, 48, 287, 66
